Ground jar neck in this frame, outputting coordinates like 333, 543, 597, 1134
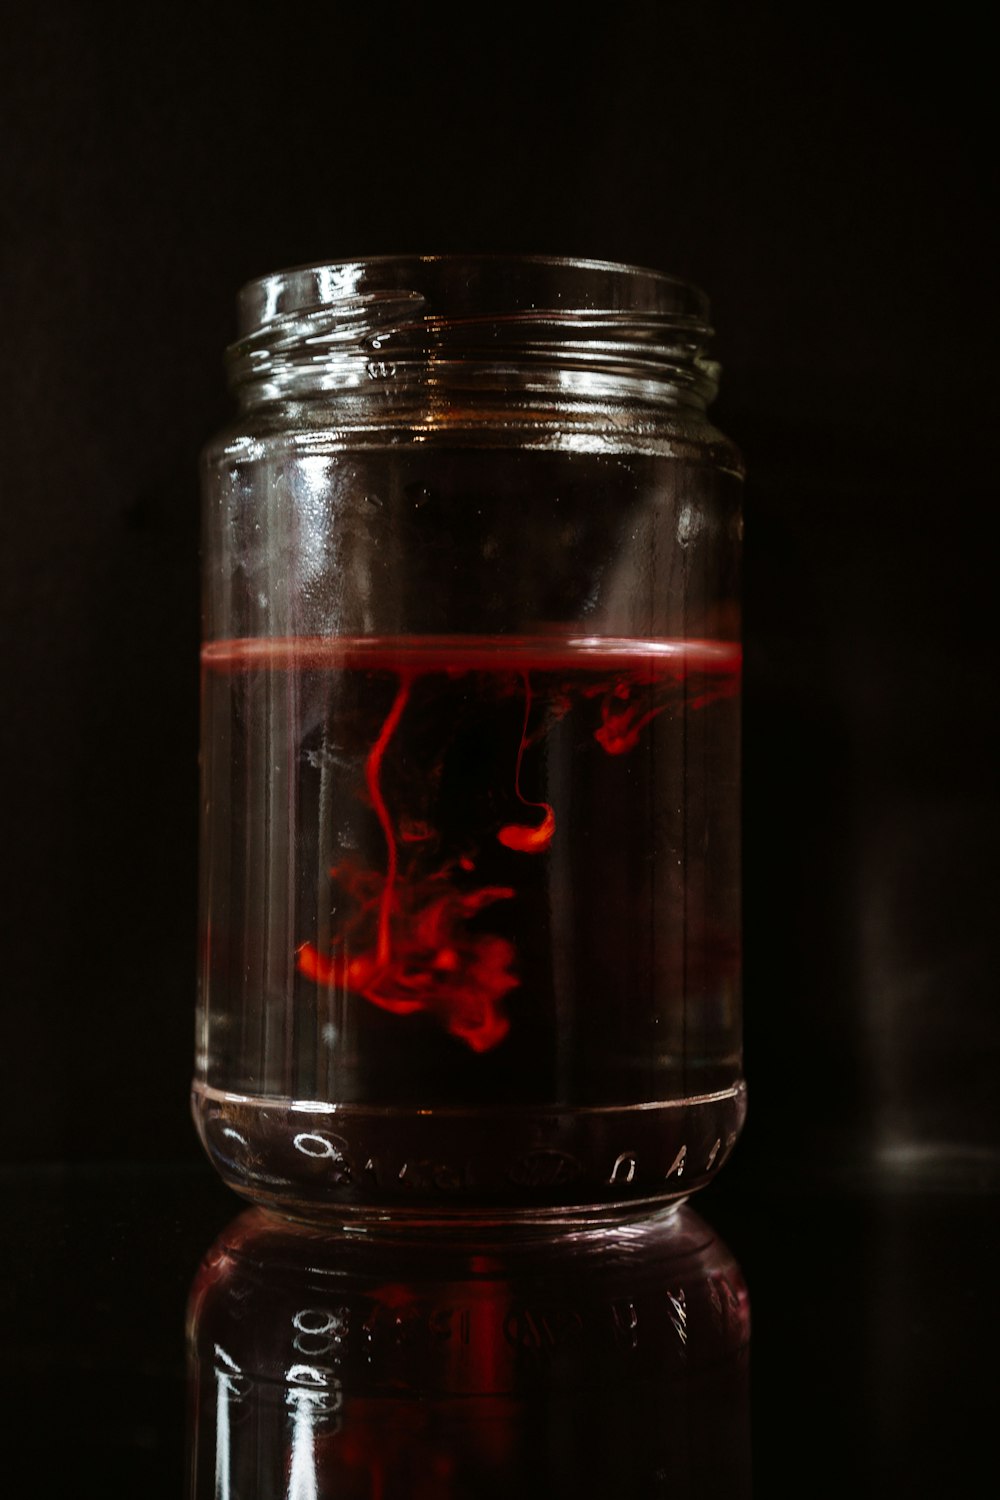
226, 255, 720, 418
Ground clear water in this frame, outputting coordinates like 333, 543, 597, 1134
194, 635, 743, 1216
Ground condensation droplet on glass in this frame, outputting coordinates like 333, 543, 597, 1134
677, 504, 701, 546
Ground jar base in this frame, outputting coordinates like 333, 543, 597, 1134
192, 1079, 746, 1224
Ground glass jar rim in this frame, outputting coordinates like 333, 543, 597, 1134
227, 254, 719, 411
236, 253, 712, 338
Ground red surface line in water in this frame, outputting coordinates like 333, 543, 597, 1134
366, 675, 411, 966
200, 634, 743, 679
496, 672, 556, 854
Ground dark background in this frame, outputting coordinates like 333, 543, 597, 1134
3, 1, 994, 1182
1, 5, 997, 1493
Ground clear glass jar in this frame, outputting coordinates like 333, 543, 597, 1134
193, 255, 744, 1222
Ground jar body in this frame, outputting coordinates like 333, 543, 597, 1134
194, 257, 744, 1221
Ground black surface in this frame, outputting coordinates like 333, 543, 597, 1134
2, 1164, 996, 1496
2, 6, 997, 1495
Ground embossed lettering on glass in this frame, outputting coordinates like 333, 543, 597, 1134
193, 255, 745, 1221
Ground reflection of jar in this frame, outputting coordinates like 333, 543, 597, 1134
194, 256, 744, 1220
187, 1206, 751, 1498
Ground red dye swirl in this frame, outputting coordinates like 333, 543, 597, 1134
296, 676, 518, 1053
280, 637, 741, 1053
496, 673, 556, 854
295, 875, 517, 1053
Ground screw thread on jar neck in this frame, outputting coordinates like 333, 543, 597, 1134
226, 254, 720, 416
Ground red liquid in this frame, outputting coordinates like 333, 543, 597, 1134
195, 636, 743, 1216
